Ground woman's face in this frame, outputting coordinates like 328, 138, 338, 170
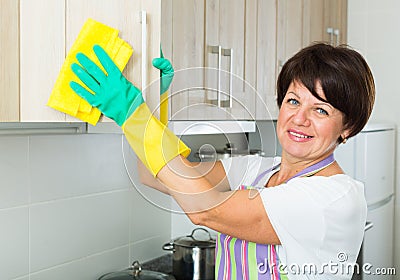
277, 80, 349, 162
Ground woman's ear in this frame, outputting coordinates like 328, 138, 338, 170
340, 129, 351, 144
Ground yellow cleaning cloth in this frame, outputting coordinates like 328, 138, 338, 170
48, 18, 133, 125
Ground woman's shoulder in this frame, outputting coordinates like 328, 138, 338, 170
285, 174, 365, 207
288, 173, 363, 189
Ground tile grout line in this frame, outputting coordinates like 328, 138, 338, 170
0, 188, 131, 212
28, 244, 131, 277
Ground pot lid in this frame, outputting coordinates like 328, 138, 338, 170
173, 228, 216, 249
98, 261, 175, 280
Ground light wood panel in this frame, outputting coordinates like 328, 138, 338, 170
220, 0, 251, 119
303, 0, 326, 45
334, 0, 347, 45
0, 0, 20, 121
244, 0, 258, 120
323, 0, 347, 45
170, 0, 205, 120
19, 0, 66, 122
168, 0, 257, 120
256, 0, 278, 120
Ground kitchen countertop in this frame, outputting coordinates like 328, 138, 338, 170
142, 253, 173, 275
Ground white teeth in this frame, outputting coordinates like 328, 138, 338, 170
289, 131, 312, 138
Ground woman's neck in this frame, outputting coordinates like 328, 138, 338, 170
275, 152, 336, 184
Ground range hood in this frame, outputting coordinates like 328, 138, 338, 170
168, 120, 256, 135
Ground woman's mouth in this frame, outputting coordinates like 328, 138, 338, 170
288, 130, 313, 141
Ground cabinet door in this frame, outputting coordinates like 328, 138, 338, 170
324, 0, 347, 45
213, 0, 254, 120
278, 0, 326, 68
303, 0, 325, 45
19, 0, 66, 122
277, 0, 304, 67
0, 0, 19, 121
66, 0, 160, 122
169, 0, 206, 120
279, 0, 348, 55
274, 0, 348, 118
336, 0, 348, 45
255, 0, 278, 120
168, 0, 255, 121
304, 0, 347, 46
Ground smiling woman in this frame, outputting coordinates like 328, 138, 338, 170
70, 42, 375, 280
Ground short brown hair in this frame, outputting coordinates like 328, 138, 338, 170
276, 43, 375, 141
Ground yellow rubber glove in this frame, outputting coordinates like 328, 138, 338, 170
123, 103, 190, 176
70, 45, 190, 176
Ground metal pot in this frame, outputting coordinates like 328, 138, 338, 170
163, 228, 216, 280
98, 261, 175, 280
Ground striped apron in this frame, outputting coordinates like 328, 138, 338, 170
215, 154, 335, 279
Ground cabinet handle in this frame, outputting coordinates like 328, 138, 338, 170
209, 46, 233, 108
222, 48, 233, 108
140, 11, 147, 101
334, 29, 340, 46
210, 45, 222, 107
326, 27, 334, 46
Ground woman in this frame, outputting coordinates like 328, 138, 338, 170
70, 43, 375, 279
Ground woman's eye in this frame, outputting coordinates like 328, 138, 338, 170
316, 108, 329, 115
287, 98, 299, 105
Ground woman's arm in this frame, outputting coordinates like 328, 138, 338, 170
138, 158, 232, 194
156, 155, 280, 245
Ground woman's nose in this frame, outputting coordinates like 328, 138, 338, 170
292, 108, 311, 126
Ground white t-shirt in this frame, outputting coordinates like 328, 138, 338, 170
220, 155, 367, 280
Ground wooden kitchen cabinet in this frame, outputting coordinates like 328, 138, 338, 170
162, 0, 254, 120
204, 0, 258, 120
164, 0, 268, 121
254, 0, 279, 120
323, 0, 347, 46
0, 0, 19, 122
303, 0, 347, 46
19, 0, 66, 122
1, 0, 161, 123
277, 0, 348, 70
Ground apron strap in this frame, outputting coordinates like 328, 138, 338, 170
285, 153, 335, 182
252, 154, 335, 186
251, 163, 280, 186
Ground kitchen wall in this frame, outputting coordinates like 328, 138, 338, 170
347, 0, 400, 275
0, 132, 171, 280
